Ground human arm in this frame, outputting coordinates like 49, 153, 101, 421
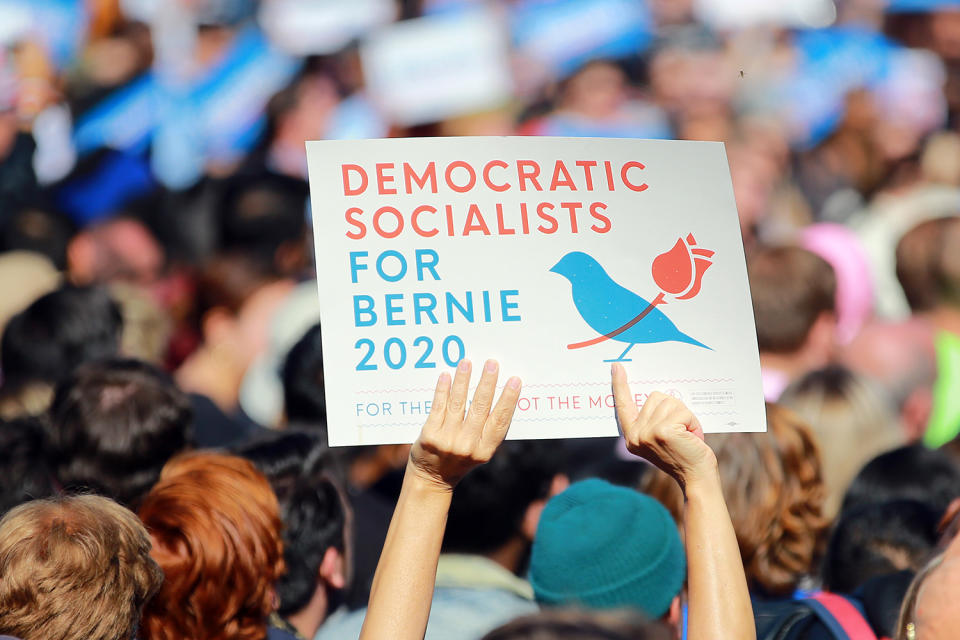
611, 363, 755, 640
359, 359, 522, 640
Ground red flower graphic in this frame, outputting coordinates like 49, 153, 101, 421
564, 234, 715, 351
651, 233, 715, 301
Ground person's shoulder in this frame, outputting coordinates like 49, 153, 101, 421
315, 607, 367, 640
267, 626, 302, 640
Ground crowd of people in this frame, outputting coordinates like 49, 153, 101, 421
4, 0, 960, 639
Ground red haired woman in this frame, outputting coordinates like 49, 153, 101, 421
138, 452, 296, 640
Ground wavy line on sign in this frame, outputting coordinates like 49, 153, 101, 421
512, 416, 611, 422
523, 379, 735, 387
687, 411, 738, 415
356, 388, 436, 394
359, 411, 738, 428
358, 422, 425, 428
355, 379, 736, 394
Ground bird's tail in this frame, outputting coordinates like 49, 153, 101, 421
677, 332, 712, 350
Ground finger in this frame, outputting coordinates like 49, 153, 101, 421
636, 390, 667, 430
444, 358, 472, 426
465, 359, 500, 431
667, 405, 705, 441
479, 376, 522, 457
689, 416, 705, 441
611, 363, 639, 429
648, 392, 678, 425
423, 372, 451, 432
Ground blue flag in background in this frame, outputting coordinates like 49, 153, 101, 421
511, 0, 654, 77
72, 25, 301, 190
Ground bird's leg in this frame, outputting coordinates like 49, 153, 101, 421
603, 343, 636, 363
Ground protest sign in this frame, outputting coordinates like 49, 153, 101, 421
306, 137, 766, 446
359, 9, 512, 126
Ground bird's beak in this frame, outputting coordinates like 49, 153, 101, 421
548, 261, 562, 275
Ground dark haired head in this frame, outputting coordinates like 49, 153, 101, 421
842, 445, 960, 517
1, 285, 122, 387
482, 610, 670, 640
822, 499, 939, 594
444, 441, 564, 555
48, 358, 194, 507
218, 171, 309, 276
0, 205, 75, 270
282, 323, 326, 429
0, 417, 55, 516
236, 430, 347, 616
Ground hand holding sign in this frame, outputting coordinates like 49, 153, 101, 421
408, 359, 523, 491
612, 362, 717, 492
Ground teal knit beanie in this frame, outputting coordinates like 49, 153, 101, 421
529, 478, 686, 619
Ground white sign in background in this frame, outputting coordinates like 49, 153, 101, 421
360, 9, 513, 126
306, 137, 766, 446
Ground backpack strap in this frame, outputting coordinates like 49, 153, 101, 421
805, 592, 879, 640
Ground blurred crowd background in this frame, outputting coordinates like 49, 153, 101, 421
6, 0, 960, 638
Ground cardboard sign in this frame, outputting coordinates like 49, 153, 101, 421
359, 9, 512, 126
306, 137, 766, 446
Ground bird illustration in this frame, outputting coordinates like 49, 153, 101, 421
550, 251, 710, 362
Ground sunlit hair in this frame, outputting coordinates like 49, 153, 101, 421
641, 403, 827, 596
779, 366, 904, 518
139, 452, 285, 640
0, 495, 163, 640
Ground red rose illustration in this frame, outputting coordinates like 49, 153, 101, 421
564, 234, 715, 351
651, 233, 714, 301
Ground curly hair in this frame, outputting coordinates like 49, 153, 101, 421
0, 495, 163, 640
139, 452, 285, 640
641, 403, 827, 596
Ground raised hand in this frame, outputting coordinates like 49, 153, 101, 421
409, 358, 523, 491
611, 362, 716, 491
361, 359, 522, 640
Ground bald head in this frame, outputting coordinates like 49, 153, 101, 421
843, 319, 936, 399
916, 555, 960, 638
843, 319, 936, 441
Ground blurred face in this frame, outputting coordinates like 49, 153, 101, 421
287, 74, 340, 140
916, 557, 960, 639
650, 48, 733, 117
0, 110, 17, 160
728, 147, 777, 233
68, 219, 164, 287
932, 10, 960, 61
225, 279, 295, 373
561, 63, 627, 118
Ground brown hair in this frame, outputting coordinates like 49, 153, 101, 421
896, 216, 960, 311
0, 495, 163, 640
641, 403, 828, 596
747, 246, 836, 353
139, 452, 285, 640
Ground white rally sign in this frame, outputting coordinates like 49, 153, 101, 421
306, 137, 766, 446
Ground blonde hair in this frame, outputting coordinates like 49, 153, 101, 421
779, 367, 904, 519
0, 495, 163, 640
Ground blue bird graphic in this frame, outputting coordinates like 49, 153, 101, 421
550, 251, 709, 362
